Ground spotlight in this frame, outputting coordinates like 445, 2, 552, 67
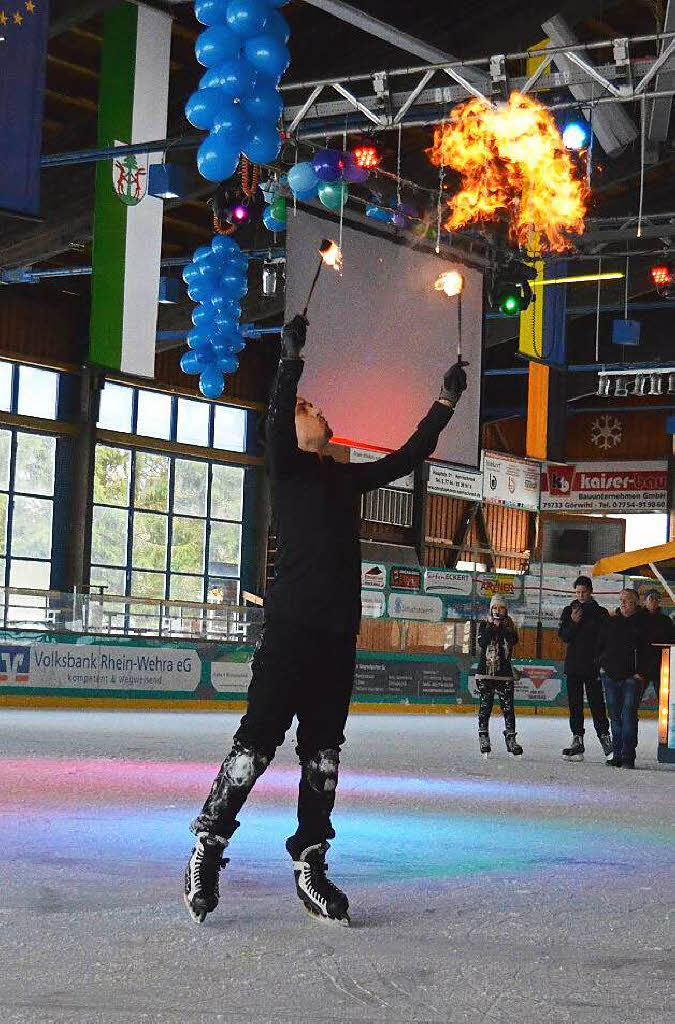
562, 120, 589, 151
262, 261, 278, 297
649, 374, 664, 396
614, 378, 629, 397
668, 373, 675, 394
650, 263, 673, 288
352, 143, 381, 169
597, 374, 610, 397
492, 259, 536, 317
158, 276, 181, 304
148, 162, 189, 199
633, 374, 647, 396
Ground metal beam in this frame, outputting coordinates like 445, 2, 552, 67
649, 0, 675, 141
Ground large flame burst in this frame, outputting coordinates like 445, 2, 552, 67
427, 93, 588, 251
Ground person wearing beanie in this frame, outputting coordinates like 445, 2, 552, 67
474, 595, 523, 756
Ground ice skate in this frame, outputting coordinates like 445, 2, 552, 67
562, 735, 584, 761
286, 840, 350, 926
504, 731, 523, 756
599, 733, 613, 759
479, 730, 491, 758
183, 833, 229, 924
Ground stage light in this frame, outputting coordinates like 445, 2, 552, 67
496, 282, 532, 316
158, 276, 181, 304
262, 261, 278, 297
352, 143, 381, 169
231, 204, 248, 222
562, 120, 589, 151
651, 263, 672, 288
148, 162, 189, 199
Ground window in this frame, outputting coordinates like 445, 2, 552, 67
90, 446, 246, 609
17, 366, 59, 419
97, 381, 247, 452
0, 427, 56, 601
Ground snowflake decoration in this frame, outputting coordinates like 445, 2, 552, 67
590, 414, 623, 450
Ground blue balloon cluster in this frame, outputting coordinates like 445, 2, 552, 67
365, 196, 419, 229
180, 235, 249, 397
186, 0, 290, 183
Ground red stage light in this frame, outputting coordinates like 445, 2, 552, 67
352, 144, 381, 169
651, 264, 672, 287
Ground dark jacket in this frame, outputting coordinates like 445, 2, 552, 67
263, 358, 453, 634
596, 608, 650, 681
558, 598, 608, 676
643, 609, 674, 683
476, 618, 519, 680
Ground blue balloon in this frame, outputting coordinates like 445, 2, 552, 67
312, 148, 344, 183
242, 80, 283, 121
214, 308, 240, 329
198, 265, 222, 289
262, 206, 286, 232
211, 292, 240, 313
211, 100, 250, 139
243, 33, 290, 77
193, 245, 214, 263
199, 366, 225, 398
192, 304, 217, 327
182, 263, 200, 284
226, 0, 269, 36
220, 267, 248, 297
269, 0, 288, 6
211, 235, 239, 258
244, 122, 281, 164
187, 280, 215, 302
197, 132, 241, 183
265, 9, 290, 42
365, 204, 393, 222
287, 160, 319, 195
341, 150, 369, 184
200, 58, 256, 98
187, 327, 215, 350
195, 24, 240, 67
195, 0, 229, 26
218, 335, 246, 354
294, 184, 319, 201
185, 87, 229, 130
181, 350, 209, 374
217, 355, 240, 373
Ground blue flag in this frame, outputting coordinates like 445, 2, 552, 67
0, 0, 50, 216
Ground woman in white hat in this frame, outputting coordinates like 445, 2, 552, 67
475, 595, 523, 756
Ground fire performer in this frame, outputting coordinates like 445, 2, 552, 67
184, 313, 467, 925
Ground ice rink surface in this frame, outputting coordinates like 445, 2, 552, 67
1, 707, 673, 1024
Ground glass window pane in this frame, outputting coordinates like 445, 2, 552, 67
11, 496, 53, 558
170, 574, 204, 602
94, 446, 131, 507
207, 577, 239, 604
131, 570, 165, 599
174, 459, 207, 517
90, 566, 127, 597
14, 434, 56, 496
91, 506, 128, 566
0, 430, 11, 490
209, 520, 241, 576
0, 493, 7, 556
171, 516, 205, 574
98, 382, 133, 432
134, 452, 169, 511
177, 398, 210, 447
0, 557, 5, 587
132, 511, 167, 570
0, 362, 12, 412
213, 405, 246, 452
210, 464, 244, 521
8, 560, 51, 625
137, 390, 172, 440
17, 366, 58, 420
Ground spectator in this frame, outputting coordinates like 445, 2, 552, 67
475, 596, 523, 757
642, 589, 674, 702
558, 576, 612, 762
597, 589, 649, 769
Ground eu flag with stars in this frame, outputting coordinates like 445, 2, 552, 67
0, 0, 50, 216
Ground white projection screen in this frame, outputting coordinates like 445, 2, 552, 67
284, 210, 483, 467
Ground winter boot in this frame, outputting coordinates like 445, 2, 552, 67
605, 756, 623, 767
599, 733, 613, 758
184, 833, 229, 923
562, 735, 585, 761
286, 840, 350, 925
504, 731, 523, 756
479, 731, 491, 756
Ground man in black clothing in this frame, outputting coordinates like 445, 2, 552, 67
597, 589, 649, 768
184, 314, 467, 925
558, 575, 612, 761
642, 589, 674, 700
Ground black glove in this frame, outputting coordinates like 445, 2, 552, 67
281, 314, 308, 359
439, 360, 468, 405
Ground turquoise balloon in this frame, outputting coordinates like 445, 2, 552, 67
287, 160, 318, 195
199, 366, 225, 398
195, 24, 240, 67
318, 180, 348, 212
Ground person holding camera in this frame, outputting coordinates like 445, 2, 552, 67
558, 576, 612, 761
475, 595, 523, 756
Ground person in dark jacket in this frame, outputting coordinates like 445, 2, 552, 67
557, 575, 612, 761
184, 313, 467, 925
642, 589, 674, 700
475, 595, 522, 756
597, 588, 650, 768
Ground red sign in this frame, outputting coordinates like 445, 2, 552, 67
541, 460, 668, 512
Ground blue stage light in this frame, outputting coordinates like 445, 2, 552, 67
562, 121, 589, 151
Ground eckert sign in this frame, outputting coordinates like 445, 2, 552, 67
541, 460, 668, 512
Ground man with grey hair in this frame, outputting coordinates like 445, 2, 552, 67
596, 589, 649, 768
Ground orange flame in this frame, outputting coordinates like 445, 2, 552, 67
427, 93, 588, 251
319, 239, 343, 272
434, 270, 464, 297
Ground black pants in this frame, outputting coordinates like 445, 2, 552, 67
566, 674, 609, 736
476, 678, 516, 733
191, 620, 356, 852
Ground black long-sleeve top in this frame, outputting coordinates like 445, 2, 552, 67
476, 619, 519, 680
263, 358, 454, 634
558, 599, 608, 675
596, 609, 650, 681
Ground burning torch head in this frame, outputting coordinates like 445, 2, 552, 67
434, 271, 464, 297
319, 238, 343, 271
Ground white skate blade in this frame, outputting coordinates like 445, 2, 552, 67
183, 892, 206, 924
304, 903, 350, 927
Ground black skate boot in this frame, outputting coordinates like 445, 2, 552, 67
562, 735, 585, 761
504, 731, 523, 756
184, 833, 229, 923
599, 733, 613, 759
286, 840, 350, 926
479, 731, 491, 756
